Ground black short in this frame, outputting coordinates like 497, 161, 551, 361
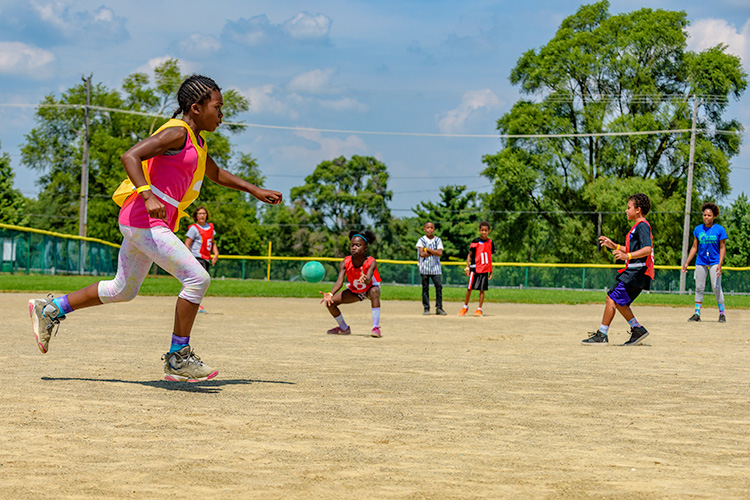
467, 271, 489, 291
196, 258, 211, 271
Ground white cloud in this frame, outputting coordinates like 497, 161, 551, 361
179, 34, 221, 56
136, 56, 199, 77
272, 131, 367, 165
320, 97, 368, 112
688, 18, 750, 64
0, 41, 54, 75
30, 2, 127, 42
436, 89, 502, 134
239, 84, 298, 119
288, 68, 336, 92
282, 12, 332, 41
222, 12, 331, 48
93, 7, 114, 23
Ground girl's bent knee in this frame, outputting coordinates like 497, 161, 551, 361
98, 280, 139, 303
179, 268, 211, 303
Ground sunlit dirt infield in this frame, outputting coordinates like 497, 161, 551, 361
2, 292, 749, 499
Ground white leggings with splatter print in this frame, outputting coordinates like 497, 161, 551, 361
98, 224, 210, 305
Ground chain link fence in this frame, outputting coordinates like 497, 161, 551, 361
3, 223, 749, 293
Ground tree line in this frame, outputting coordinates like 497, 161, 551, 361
1, 1, 748, 266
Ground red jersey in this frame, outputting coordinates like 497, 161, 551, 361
344, 255, 381, 293
469, 238, 494, 273
188, 222, 214, 260
619, 220, 655, 279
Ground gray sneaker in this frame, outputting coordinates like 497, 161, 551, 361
162, 346, 218, 382
581, 330, 608, 344
623, 326, 649, 346
28, 294, 64, 354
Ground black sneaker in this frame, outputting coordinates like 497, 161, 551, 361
719, 314, 726, 323
436, 308, 447, 316
688, 313, 701, 322
581, 331, 608, 345
623, 326, 649, 346
423, 309, 431, 315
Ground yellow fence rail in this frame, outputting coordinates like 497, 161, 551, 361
2, 223, 750, 292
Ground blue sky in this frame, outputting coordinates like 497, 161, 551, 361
0, 0, 748, 216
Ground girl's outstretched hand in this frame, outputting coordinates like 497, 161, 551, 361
319, 290, 334, 306
256, 188, 283, 205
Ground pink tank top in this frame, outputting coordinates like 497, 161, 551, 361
118, 131, 202, 230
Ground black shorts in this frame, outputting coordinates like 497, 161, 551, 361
467, 271, 489, 291
195, 258, 211, 272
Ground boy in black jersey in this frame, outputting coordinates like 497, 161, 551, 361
583, 193, 654, 346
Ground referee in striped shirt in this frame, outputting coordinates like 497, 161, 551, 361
417, 221, 447, 315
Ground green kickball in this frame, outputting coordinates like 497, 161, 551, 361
301, 260, 326, 283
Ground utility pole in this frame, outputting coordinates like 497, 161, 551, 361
78, 74, 92, 274
679, 97, 700, 293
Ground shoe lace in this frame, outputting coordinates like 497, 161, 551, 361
43, 294, 64, 338
186, 349, 205, 366
46, 317, 63, 337
586, 331, 602, 338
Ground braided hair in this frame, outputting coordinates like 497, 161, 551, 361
172, 75, 221, 118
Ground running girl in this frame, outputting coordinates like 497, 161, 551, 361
320, 230, 382, 338
28, 75, 282, 381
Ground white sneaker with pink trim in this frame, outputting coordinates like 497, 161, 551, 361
162, 346, 218, 382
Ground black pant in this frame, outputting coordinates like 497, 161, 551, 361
421, 274, 443, 310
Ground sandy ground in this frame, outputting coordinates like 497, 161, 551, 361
1, 292, 749, 499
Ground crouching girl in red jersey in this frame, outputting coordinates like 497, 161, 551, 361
320, 230, 382, 338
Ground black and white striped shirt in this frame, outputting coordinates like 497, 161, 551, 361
416, 235, 443, 275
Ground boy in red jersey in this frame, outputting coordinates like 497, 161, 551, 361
459, 221, 495, 317
582, 193, 654, 346
320, 230, 383, 338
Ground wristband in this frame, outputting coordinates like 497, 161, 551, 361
627, 252, 632, 260
616, 244, 621, 251
136, 185, 151, 194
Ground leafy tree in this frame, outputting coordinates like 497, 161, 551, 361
0, 142, 28, 225
412, 185, 483, 261
290, 155, 392, 236
21, 83, 130, 241
483, 0, 746, 263
724, 194, 750, 267
182, 152, 266, 256
21, 59, 253, 245
261, 201, 329, 257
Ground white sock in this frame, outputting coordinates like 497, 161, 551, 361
334, 314, 348, 329
372, 307, 381, 328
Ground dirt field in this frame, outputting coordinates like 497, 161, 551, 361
2, 292, 749, 499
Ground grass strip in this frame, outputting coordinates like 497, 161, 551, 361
2, 274, 746, 308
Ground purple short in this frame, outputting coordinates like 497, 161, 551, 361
608, 281, 642, 306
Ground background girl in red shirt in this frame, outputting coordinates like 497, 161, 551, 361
320, 230, 382, 338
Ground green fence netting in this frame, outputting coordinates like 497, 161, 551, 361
2, 223, 749, 293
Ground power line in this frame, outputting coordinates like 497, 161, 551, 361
0, 102, 742, 139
